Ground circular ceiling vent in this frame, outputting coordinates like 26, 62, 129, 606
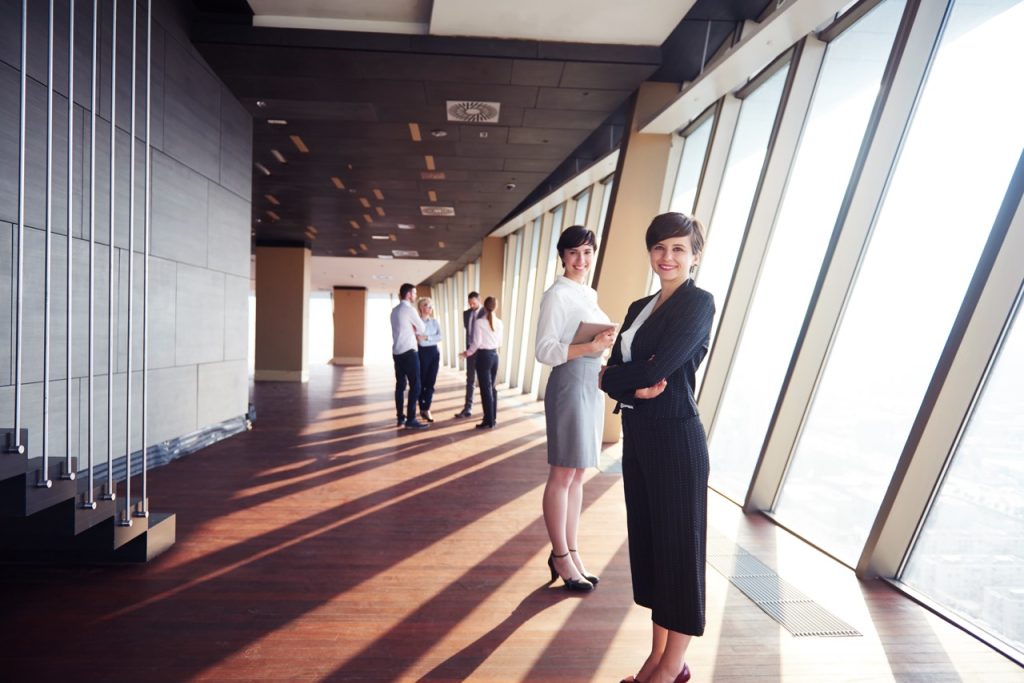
446, 100, 501, 123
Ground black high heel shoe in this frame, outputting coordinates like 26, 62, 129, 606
568, 548, 599, 585
547, 551, 593, 592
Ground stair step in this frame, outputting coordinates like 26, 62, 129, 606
0, 457, 78, 517
113, 512, 175, 562
0, 428, 29, 480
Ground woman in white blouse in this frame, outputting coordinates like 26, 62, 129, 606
535, 226, 616, 592
460, 296, 503, 429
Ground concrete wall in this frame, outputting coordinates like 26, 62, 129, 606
0, 0, 251, 463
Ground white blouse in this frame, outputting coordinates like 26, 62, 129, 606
535, 276, 611, 366
620, 295, 658, 363
466, 316, 503, 355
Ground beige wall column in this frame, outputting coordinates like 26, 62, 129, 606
594, 82, 680, 443
332, 286, 367, 365
479, 237, 505, 315
254, 246, 311, 382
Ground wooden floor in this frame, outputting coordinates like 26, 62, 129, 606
1, 363, 1021, 682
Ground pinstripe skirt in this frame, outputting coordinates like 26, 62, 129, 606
621, 410, 709, 636
543, 356, 604, 468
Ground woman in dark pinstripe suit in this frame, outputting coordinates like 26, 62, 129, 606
601, 212, 715, 683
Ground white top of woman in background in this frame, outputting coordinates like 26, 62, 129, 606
535, 275, 611, 367
467, 316, 503, 354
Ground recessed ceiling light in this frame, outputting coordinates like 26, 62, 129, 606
266, 210, 280, 221
377, 254, 394, 260
256, 100, 267, 108
348, 248, 358, 255
270, 149, 287, 163
427, 190, 437, 202
392, 249, 418, 257
306, 225, 317, 235
371, 235, 389, 240
421, 206, 455, 217
424, 155, 435, 171
375, 207, 385, 217
430, 129, 448, 138
289, 135, 309, 153
505, 183, 516, 191
372, 189, 384, 200
408, 122, 421, 142
267, 118, 287, 125
420, 171, 445, 180
397, 223, 414, 230
331, 177, 345, 189
389, 234, 397, 241
438, 241, 446, 248
349, 220, 360, 230
359, 198, 371, 208
478, 131, 488, 139
359, 243, 368, 251
264, 194, 280, 205
363, 213, 373, 224
254, 162, 271, 176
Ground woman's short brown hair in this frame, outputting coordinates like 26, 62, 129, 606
645, 212, 706, 255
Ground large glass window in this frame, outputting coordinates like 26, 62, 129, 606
590, 178, 614, 287
901, 299, 1024, 654
502, 231, 525, 384
707, 1, 906, 502
776, 0, 1024, 565
669, 115, 715, 215
573, 188, 591, 226
695, 63, 790, 361
514, 217, 543, 389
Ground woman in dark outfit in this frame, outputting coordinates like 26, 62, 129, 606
600, 212, 715, 683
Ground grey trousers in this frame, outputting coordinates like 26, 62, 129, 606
463, 352, 477, 413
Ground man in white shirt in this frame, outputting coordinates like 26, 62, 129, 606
390, 283, 428, 429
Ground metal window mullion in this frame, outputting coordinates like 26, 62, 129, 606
8, 2, 29, 457
103, 0, 117, 502
745, 0, 946, 513
522, 210, 555, 397
691, 96, 741, 228
63, 0, 76, 482
508, 220, 535, 388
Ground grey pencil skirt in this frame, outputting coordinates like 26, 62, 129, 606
543, 355, 605, 469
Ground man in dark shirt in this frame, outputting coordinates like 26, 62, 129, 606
454, 291, 483, 418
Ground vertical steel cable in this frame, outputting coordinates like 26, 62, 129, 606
103, 0, 117, 502
8, 1, 27, 458
63, 0, 76, 482
81, 0, 98, 509
137, 0, 151, 518
120, 0, 136, 527
40, 0, 55, 489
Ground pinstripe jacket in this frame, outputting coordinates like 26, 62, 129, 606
602, 279, 715, 419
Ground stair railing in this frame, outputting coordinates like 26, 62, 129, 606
7, 0, 28, 459
103, 0, 118, 504
137, 0, 153, 520
81, 0, 99, 511
63, 0, 76, 484
121, 0, 139, 528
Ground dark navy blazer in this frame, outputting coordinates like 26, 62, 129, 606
602, 279, 715, 419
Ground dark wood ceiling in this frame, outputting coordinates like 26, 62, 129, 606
189, 0, 772, 282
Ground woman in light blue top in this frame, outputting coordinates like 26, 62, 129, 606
417, 297, 443, 422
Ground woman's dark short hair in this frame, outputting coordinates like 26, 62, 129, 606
556, 225, 597, 264
645, 212, 706, 255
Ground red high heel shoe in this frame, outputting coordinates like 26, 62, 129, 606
619, 662, 690, 683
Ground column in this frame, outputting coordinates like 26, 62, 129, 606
593, 82, 679, 443
332, 286, 366, 366
478, 237, 505, 314
254, 246, 310, 382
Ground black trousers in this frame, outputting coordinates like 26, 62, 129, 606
393, 349, 421, 422
463, 351, 477, 413
474, 349, 499, 426
418, 345, 440, 412
621, 411, 709, 636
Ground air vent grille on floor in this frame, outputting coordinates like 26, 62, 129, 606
706, 531, 862, 638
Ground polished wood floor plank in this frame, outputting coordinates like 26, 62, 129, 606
1, 364, 1021, 682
